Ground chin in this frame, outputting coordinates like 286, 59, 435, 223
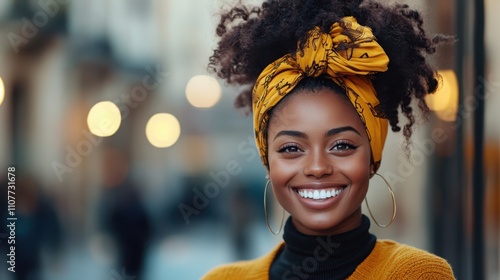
293, 213, 343, 235
291, 207, 363, 235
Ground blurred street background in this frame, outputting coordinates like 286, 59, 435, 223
0, 0, 498, 279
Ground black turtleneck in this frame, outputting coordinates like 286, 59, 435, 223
269, 215, 376, 280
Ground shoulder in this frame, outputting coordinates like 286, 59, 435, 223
375, 240, 455, 279
201, 260, 258, 280
354, 240, 455, 279
201, 242, 284, 280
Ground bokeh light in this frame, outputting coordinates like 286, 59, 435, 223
425, 70, 459, 121
185, 75, 222, 108
145, 113, 181, 148
87, 101, 122, 137
0, 76, 5, 107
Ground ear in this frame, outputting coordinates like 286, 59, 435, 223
369, 164, 375, 178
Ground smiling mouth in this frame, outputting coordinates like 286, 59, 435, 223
295, 187, 347, 200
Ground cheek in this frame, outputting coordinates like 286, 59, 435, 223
268, 162, 296, 212
341, 155, 371, 190
341, 156, 370, 172
334, 147, 371, 178
268, 156, 295, 186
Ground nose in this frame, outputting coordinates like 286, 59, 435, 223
303, 150, 334, 178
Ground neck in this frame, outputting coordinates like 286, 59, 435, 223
269, 215, 376, 280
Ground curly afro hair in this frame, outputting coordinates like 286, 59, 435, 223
208, 0, 452, 142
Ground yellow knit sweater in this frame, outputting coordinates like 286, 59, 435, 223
202, 240, 455, 279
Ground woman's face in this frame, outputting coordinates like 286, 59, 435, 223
267, 89, 372, 235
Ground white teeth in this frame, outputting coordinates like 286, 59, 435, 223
313, 190, 320, 199
320, 190, 326, 199
297, 187, 345, 200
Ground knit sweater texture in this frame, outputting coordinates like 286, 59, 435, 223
202, 239, 455, 279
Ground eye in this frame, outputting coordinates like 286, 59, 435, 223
278, 144, 302, 153
331, 140, 358, 152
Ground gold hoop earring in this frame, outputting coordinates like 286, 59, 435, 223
264, 180, 285, 235
365, 173, 397, 228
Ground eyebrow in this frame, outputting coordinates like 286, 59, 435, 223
326, 126, 361, 137
273, 130, 307, 140
273, 126, 360, 141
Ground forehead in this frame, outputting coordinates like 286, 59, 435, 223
268, 89, 363, 131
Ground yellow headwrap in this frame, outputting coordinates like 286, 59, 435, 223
252, 16, 390, 172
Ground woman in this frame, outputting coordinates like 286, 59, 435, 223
203, 0, 455, 279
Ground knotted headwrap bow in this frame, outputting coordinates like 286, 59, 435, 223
252, 16, 390, 172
